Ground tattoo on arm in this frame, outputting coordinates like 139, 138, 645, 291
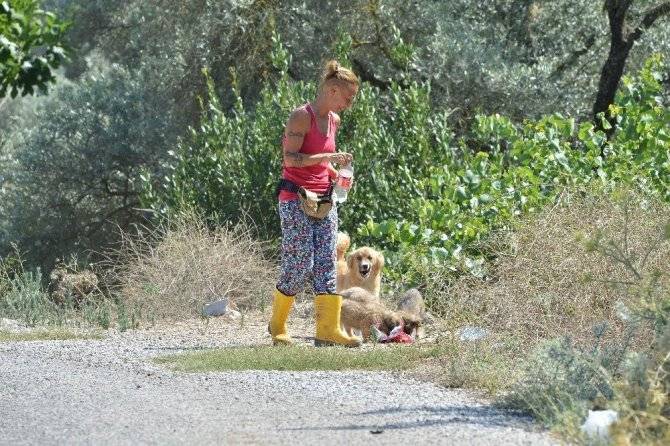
285, 151, 305, 166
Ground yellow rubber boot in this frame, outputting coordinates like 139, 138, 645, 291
314, 294, 362, 347
268, 289, 295, 345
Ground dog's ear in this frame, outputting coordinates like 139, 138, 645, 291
347, 251, 357, 270
372, 251, 385, 273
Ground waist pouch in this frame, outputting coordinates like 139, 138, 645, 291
277, 179, 333, 219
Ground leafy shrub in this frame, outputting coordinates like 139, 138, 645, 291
0, 61, 177, 272
361, 54, 668, 285
0, 269, 60, 326
0, 0, 69, 98
502, 331, 621, 430
1, 246, 117, 329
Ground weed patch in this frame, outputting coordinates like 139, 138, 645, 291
0, 329, 103, 342
155, 344, 446, 372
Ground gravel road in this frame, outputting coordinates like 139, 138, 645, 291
0, 316, 557, 446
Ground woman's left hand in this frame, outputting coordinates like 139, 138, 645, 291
330, 152, 353, 165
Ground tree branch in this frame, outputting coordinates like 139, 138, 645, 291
629, 2, 670, 42
550, 34, 597, 80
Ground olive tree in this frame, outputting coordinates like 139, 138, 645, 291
0, 62, 176, 271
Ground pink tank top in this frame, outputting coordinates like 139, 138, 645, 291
278, 103, 337, 202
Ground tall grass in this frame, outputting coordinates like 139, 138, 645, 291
0, 251, 121, 329
492, 190, 670, 443
100, 210, 278, 322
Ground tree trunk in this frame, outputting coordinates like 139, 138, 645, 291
593, 0, 670, 135
592, 41, 633, 125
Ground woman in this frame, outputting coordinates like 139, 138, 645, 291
268, 60, 361, 347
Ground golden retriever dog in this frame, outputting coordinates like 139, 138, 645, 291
340, 287, 422, 341
335, 233, 384, 298
340, 298, 400, 340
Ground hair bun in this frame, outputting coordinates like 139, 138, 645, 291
319, 60, 359, 89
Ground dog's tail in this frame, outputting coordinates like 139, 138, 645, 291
336, 232, 350, 261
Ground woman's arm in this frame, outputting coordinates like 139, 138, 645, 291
283, 109, 326, 167
282, 108, 352, 167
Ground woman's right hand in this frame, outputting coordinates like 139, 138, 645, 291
329, 152, 353, 165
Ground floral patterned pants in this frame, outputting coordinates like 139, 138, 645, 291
276, 199, 338, 296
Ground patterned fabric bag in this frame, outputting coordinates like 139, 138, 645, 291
298, 186, 332, 219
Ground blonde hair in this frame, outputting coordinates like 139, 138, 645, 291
319, 60, 359, 91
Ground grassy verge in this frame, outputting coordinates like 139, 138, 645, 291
409, 334, 524, 396
0, 328, 103, 342
155, 343, 448, 372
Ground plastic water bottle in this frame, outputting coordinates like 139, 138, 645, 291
333, 162, 353, 203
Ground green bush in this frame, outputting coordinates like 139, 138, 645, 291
0, 0, 69, 98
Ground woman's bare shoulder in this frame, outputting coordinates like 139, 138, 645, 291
287, 106, 311, 126
332, 112, 341, 126
284, 105, 310, 138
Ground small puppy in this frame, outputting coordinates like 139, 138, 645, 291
340, 287, 422, 341
396, 288, 428, 338
340, 298, 401, 340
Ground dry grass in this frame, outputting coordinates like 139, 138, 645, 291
439, 190, 669, 347
101, 212, 278, 321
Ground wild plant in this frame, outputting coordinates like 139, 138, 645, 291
501, 191, 669, 443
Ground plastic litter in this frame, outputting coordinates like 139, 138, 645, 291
202, 299, 228, 317
581, 409, 618, 441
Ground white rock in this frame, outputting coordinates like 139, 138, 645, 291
580, 409, 618, 441
224, 309, 242, 321
458, 326, 490, 341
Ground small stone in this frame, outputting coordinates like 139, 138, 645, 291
202, 299, 229, 317
457, 326, 490, 341
224, 309, 242, 321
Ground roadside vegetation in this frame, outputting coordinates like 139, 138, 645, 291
156, 344, 447, 372
0, 328, 102, 342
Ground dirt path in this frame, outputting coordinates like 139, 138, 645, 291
0, 314, 557, 445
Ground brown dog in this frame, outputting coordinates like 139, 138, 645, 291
340, 287, 421, 341
335, 233, 384, 298
340, 298, 400, 340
